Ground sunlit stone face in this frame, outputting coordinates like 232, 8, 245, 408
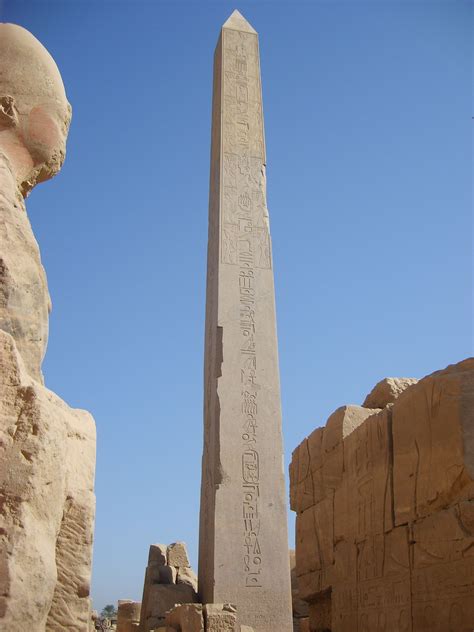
0, 23, 71, 196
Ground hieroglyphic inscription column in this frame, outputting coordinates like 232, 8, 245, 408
198, 11, 293, 632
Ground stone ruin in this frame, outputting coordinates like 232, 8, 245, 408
290, 359, 474, 631
0, 22, 96, 632
117, 600, 141, 632
116, 541, 257, 632
139, 542, 198, 631
2, 12, 472, 632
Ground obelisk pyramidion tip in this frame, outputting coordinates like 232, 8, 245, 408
222, 9, 257, 34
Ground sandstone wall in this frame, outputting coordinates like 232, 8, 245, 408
290, 359, 474, 632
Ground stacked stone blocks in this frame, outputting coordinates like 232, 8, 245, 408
290, 360, 474, 631
139, 543, 198, 631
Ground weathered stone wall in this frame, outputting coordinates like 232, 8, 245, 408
290, 359, 474, 632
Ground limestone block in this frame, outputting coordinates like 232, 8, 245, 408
392, 359, 474, 525
203, 604, 236, 632
0, 331, 96, 632
165, 603, 204, 632
167, 542, 190, 568
363, 377, 418, 409
117, 600, 141, 632
149, 544, 168, 566
240, 627, 254, 632
177, 566, 198, 592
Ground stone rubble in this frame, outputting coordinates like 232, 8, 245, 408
290, 359, 474, 631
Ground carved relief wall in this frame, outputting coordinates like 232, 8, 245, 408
290, 359, 474, 632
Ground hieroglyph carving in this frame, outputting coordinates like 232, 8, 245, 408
222, 27, 269, 590
221, 30, 271, 271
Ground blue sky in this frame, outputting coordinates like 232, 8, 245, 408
2, 0, 471, 612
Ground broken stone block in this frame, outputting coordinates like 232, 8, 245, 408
144, 583, 197, 627
363, 377, 418, 409
140, 542, 198, 631
177, 566, 198, 592
321, 405, 377, 493
117, 600, 141, 632
203, 604, 237, 632
149, 544, 168, 566
158, 565, 178, 584
334, 408, 393, 542
167, 542, 191, 568
165, 603, 204, 632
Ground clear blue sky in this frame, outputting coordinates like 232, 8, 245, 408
2, 0, 471, 613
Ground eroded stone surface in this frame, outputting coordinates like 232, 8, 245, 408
362, 377, 418, 409
0, 23, 71, 383
168, 542, 190, 568
0, 24, 95, 632
149, 544, 168, 566
138, 542, 198, 631
198, 11, 293, 632
117, 600, 141, 632
165, 603, 204, 632
177, 566, 198, 592
203, 604, 237, 632
0, 331, 96, 631
290, 359, 474, 631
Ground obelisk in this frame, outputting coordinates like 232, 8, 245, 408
199, 11, 293, 632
